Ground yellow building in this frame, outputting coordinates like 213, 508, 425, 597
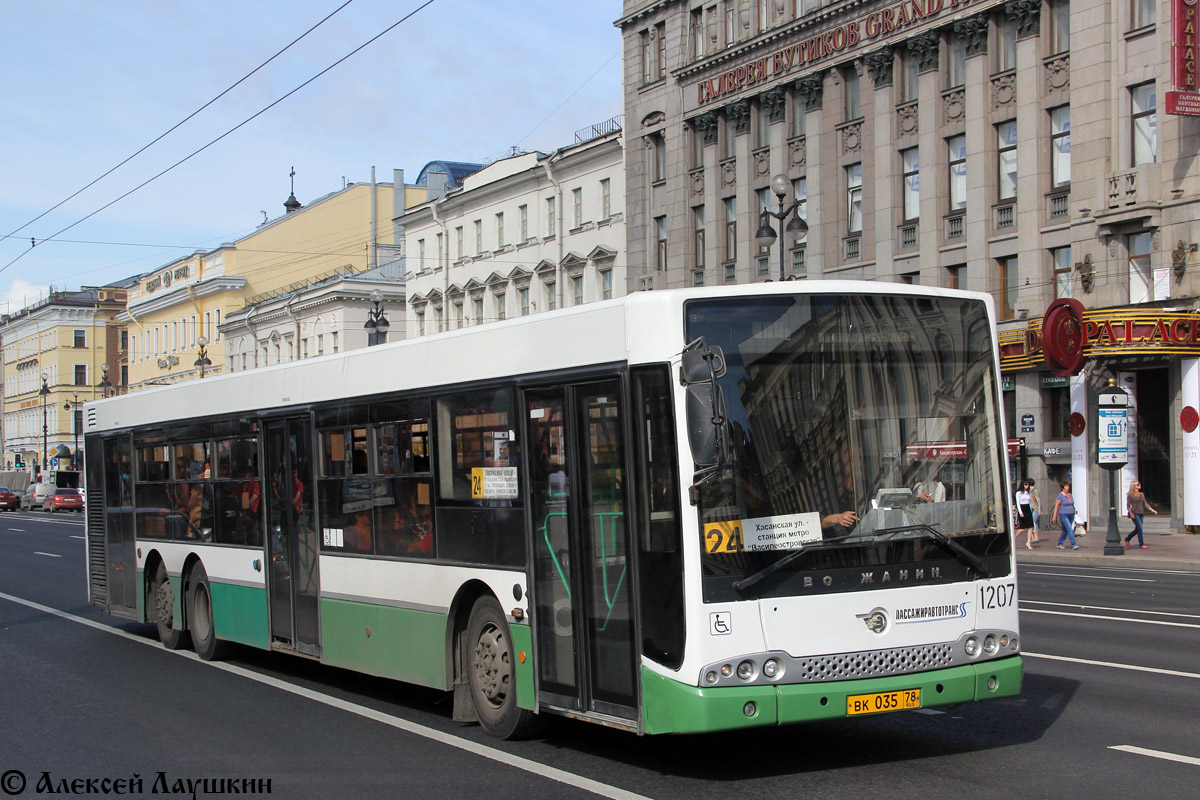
121, 171, 426, 389
1, 284, 129, 475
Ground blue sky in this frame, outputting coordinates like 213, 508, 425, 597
0, 0, 623, 314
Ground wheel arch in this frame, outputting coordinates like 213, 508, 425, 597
140, 548, 167, 624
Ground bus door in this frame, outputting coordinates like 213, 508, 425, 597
263, 417, 320, 657
525, 380, 638, 721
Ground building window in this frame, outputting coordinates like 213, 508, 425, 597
1050, 106, 1071, 186
997, 120, 1018, 200
474, 220, 483, 255
947, 264, 962, 290
755, 101, 770, 149
656, 215, 668, 271
1128, 232, 1153, 303
725, 262, 736, 283
999, 255, 1018, 319
693, 268, 705, 286
519, 287, 529, 316
495, 212, 504, 248
1132, 82, 1157, 166
650, 133, 667, 182
693, 205, 706, 268
690, 7, 705, 61
790, 87, 806, 136
572, 188, 583, 229
1052, 246, 1073, 299
996, 13, 1017, 72
546, 197, 556, 237
73, 329, 86, 348
901, 147, 920, 221
847, 163, 863, 233
519, 205, 528, 241
641, 24, 666, 83
601, 270, 613, 300
495, 293, 506, 321
899, 47, 919, 103
455, 226, 464, 260
725, 0, 736, 46
1048, 0, 1070, 54
843, 66, 861, 121
948, 135, 967, 211
473, 296, 484, 325
74, 365, 87, 386
546, 281, 557, 311
724, 197, 737, 261
600, 179, 611, 219
418, 239, 426, 271
416, 311, 425, 337
436, 233, 443, 267
572, 275, 584, 306
454, 302, 464, 329
1131, 0, 1156, 30
946, 32, 966, 88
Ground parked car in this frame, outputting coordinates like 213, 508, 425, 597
43, 487, 84, 513
0, 487, 18, 511
20, 483, 43, 510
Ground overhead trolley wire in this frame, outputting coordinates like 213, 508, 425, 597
0, 0, 439, 276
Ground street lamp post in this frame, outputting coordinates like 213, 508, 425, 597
39, 373, 50, 479
97, 363, 115, 397
194, 336, 212, 378
363, 290, 390, 346
755, 173, 809, 281
63, 393, 81, 469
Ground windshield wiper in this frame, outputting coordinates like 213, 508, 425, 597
731, 530, 867, 596
871, 524, 992, 579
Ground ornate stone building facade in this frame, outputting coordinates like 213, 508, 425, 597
617, 0, 1200, 528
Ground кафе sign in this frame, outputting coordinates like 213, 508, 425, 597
690, 0, 983, 107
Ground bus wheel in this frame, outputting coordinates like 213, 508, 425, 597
466, 596, 540, 739
188, 564, 229, 661
151, 562, 189, 650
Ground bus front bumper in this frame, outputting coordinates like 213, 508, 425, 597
640, 655, 1022, 735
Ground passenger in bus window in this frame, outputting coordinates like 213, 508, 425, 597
344, 510, 373, 553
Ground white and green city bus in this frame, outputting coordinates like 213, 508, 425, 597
85, 282, 1021, 738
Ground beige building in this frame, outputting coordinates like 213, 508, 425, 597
119, 170, 426, 389
617, 0, 1200, 527
1, 284, 129, 474
401, 124, 625, 336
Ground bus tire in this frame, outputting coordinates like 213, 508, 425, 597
188, 564, 229, 662
466, 596, 540, 740
151, 561, 189, 650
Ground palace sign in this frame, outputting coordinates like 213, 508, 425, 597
1001, 309, 1200, 371
1167, 0, 1200, 115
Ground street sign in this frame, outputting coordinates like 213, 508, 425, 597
49, 457, 59, 469
1097, 391, 1129, 470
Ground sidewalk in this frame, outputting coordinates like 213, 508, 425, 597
1015, 515, 1200, 572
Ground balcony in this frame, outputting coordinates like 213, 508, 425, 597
898, 224, 918, 251
844, 236, 861, 261
1047, 189, 1069, 221
993, 202, 1016, 231
945, 212, 965, 241
1095, 164, 1162, 230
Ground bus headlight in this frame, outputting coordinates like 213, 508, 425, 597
964, 636, 980, 657
762, 658, 782, 679
736, 660, 757, 681
983, 634, 998, 654
705, 671, 719, 684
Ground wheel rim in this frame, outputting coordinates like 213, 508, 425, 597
472, 621, 511, 709
154, 576, 174, 628
193, 584, 212, 642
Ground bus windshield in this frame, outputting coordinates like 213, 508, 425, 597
686, 293, 1008, 597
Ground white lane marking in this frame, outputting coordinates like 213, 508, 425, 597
70, 535, 85, 540
34, 552, 63, 558
1019, 564, 1199, 577
0, 591, 650, 800
1025, 652, 1200, 680
1025, 571, 1154, 582
1019, 608, 1200, 629
1022, 600, 1200, 620
1108, 745, 1200, 767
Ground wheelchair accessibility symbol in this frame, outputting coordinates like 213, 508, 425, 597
710, 611, 732, 635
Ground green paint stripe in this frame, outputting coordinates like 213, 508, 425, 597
209, 582, 269, 649
320, 597, 448, 688
640, 656, 1023, 735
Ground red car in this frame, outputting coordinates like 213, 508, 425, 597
0, 487, 18, 511
43, 488, 84, 513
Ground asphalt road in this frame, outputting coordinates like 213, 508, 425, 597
1, 510, 1197, 799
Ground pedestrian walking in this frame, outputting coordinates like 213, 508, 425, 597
1124, 480, 1158, 549
1015, 480, 1037, 550
1030, 481, 1042, 542
1052, 481, 1079, 550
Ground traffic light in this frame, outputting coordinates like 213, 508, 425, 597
14, 455, 23, 468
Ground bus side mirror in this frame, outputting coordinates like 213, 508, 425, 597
680, 338, 726, 384
685, 383, 727, 468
